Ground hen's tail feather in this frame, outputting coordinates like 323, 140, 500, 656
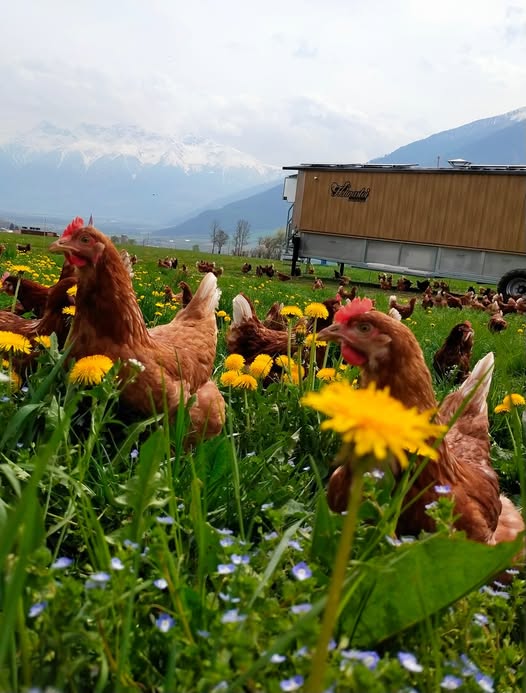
232, 294, 254, 325
440, 352, 494, 423
188, 272, 221, 315
457, 351, 494, 413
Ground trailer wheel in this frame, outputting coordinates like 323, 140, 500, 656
497, 269, 526, 300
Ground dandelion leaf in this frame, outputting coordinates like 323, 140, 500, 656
342, 532, 524, 647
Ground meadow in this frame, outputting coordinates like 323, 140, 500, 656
0, 231, 524, 693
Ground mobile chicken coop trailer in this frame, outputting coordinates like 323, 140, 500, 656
282, 161, 526, 298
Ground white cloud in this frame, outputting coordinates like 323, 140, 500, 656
0, 0, 524, 164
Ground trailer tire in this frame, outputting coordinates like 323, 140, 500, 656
497, 269, 526, 300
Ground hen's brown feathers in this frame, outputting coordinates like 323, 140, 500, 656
49, 226, 224, 438
316, 308, 524, 552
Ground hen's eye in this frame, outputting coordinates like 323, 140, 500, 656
357, 323, 371, 333
80, 235, 90, 244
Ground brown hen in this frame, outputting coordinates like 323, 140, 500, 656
316, 301, 524, 550
49, 218, 225, 440
0, 276, 77, 349
432, 321, 474, 383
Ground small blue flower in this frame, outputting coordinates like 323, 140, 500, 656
51, 557, 73, 569
398, 652, 423, 673
473, 613, 489, 626
264, 531, 279, 540
28, 601, 47, 618
425, 501, 438, 510
217, 563, 236, 575
217, 528, 234, 535
211, 683, 228, 693
505, 567, 519, 576
231, 554, 250, 565
385, 535, 402, 547
261, 502, 274, 510
475, 673, 494, 692
270, 653, 287, 663
291, 561, 312, 581
434, 484, 451, 494
280, 675, 304, 691
155, 613, 175, 633
221, 608, 247, 624
153, 578, 168, 590
110, 557, 125, 571
197, 629, 210, 638
440, 675, 462, 690
341, 649, 380, 670
295, 645, 309, 658
290, 602, 312, 614
0, 396, 10, 403
288, 540, 302, 551
130, 449, 139, 460
123, 539, 139, 550
156, 515, 174, 525
90, 571, 111, 583
371, 468, 385, 479
220, 536, 234, 547
460, 654, 479, 676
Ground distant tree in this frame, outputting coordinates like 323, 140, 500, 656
254, 228, 286, 259
232, 219, 251, 256
192, 244, 200, 252
210, 219, 221, 253
110, 235, 120, 244
215, 229, 229, 254
9, 223, 15, 231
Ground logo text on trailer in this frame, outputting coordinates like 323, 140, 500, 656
330, 181, 370, 202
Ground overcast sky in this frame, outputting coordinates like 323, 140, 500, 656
1, 0, 525, 166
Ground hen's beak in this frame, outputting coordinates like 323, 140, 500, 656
316, 323, 345, 343
48, 238, 69, 254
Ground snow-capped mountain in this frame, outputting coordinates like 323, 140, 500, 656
370, 106, 526, 166
0, 122, 282, 225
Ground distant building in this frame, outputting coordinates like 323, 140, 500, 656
20, 226, 58, 237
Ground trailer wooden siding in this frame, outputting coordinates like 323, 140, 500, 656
291, 169, 526, 254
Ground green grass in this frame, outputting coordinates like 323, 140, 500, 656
0, 232, 523, 692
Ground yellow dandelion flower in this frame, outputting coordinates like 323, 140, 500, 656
8, 264, 31, 274
232, 373, 258, 390
154, 311, 162, 317
10, 371, 21, 391
69, 355, 114, 386
0, 331, 32, 354
304, 333, 328, 348
304, 302, 329, 320
224, 315, 231, 323
295, 322, 307, 335
155, 302, 165, 308
518, 329, 524, 334
225, 354, 245, 371
34, 335, 52, 348
1, 360, 9, 369
302, 381, 447, 469
249, 354, 273, 379
283, 364, 304, 385
66, 285, 77, 296
316, 367, 338, 382
500, 393, 526, 411
280, 305, 303, 319
494, 403, 510, 414
274, 355, 293, 369
220, 370, 240, 386
62, 306, 76, 316
216, 310, 227, 318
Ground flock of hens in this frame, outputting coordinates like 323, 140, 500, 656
1, 218, 524, 573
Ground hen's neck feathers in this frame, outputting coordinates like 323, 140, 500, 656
360, 314, 437, 411
73, 242, 150, 345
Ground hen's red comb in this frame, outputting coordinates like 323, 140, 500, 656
335, 296, 374, 323
62, 217, 84, 239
